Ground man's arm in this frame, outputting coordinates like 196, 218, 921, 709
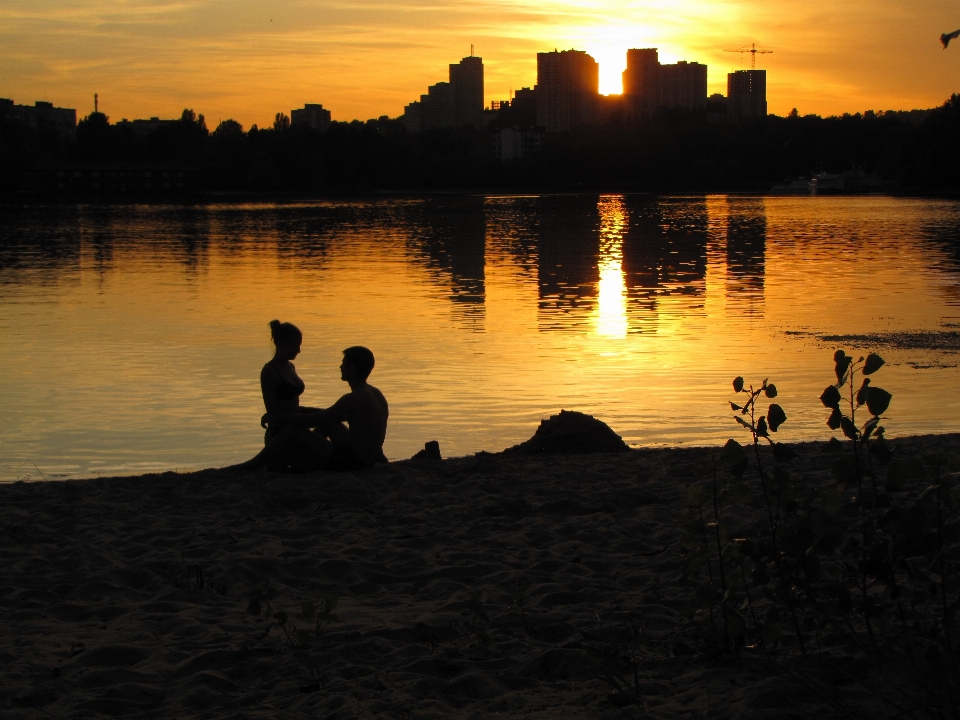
263, 395, 352, 429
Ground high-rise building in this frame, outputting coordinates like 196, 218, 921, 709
401, 54, 484, 132
658, 61, 707, 110
510, 87, 538, 128
291, 104, 331, 130
0, 99, 77, 138
727, 70, 767, 120
622, 49, 660, 115
621, 50, 707, 114
400, 101, 422, 132
535, 49, 599, 132
450, 55, 484, 128
421, 82, 454, 130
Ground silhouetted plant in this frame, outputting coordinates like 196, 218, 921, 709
467, 591, 490, 646
511, 578, 529, 632
246, 581, 339, 653
728, 377, 806, 653
680, 353, 960, 716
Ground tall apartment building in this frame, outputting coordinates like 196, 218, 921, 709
0, 99, 77, 138
622, 49, 660, 115
401, 55, 484, 132
510, 87, 538, 128
291, 104, 331, 130
621, 49, 708, 114
535, 49, 598, 132
659, 61, 707, 110
422, 82, 454, 129
727, 70, 767, 120
450, 56, 484, 128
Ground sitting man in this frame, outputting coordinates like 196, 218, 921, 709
229, 346, 388, 472
303, 346, 389, 471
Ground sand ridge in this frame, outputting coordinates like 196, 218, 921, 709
2, 436, 957, 718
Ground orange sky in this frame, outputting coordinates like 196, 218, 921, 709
2, 0, 959, 127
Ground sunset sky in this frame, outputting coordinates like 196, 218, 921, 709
2, 0, 959, 128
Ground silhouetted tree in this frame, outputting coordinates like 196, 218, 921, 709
6, 95, 960, 197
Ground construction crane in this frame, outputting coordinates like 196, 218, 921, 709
724, 43, 772, 69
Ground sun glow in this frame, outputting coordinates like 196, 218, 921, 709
596, 195, 628, 338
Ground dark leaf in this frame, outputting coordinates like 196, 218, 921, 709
837, 585, 853, 614
767, 404, 787, 432
765, 383, 778, 398
773, 466, 791, 492
730, 402, 742, 411
866, 387, 892, 417
756, 417, 769, 437
274, 610, 288, 625
832, 456, 857, 485
687, 484, 708, 507
827, 407, 843, 430
726, 611, 747, 640
731, 483, 752, 504
856, 378, 870, 407
820, 385, 841, 409
822, 489, 843, 516
835, 354, 852, 383
861, 417, 879, 442
734, 415, 752, 430
733, 376, 744, 393
772, 443, 799, 462
872, 440, 893, 463
730, 457, 749, 479
833, 349, 846, 363
246, 599, 261, 616
840, 416, 858, 441
863, 353, 885, 376
321, 594, 339, 614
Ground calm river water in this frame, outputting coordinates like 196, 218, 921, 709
1, 195, 959, 481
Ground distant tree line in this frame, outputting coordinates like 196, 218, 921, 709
2, 97, 960, 197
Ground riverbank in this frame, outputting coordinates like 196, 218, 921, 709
1, 433, 958, 719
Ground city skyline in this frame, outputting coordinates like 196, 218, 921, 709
2, 0, 958, 128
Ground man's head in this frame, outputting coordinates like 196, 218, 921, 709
341, 346, 375, 382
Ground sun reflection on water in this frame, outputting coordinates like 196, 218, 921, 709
596, 195, 628, 338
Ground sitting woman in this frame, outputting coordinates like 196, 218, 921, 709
227, 320, 331, 472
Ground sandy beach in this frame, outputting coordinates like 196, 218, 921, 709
2, 431, 958, 719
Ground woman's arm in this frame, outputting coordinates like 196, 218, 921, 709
261, 409, 322, 428
260, 364, 282, 415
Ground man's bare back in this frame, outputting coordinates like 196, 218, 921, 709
323, 382, 388, 465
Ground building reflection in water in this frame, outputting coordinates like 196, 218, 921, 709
409, 197, 487, 330
724, 197, 767, 314
596, 196, 628, 338
622, 196, 708, 334
531, 195, 710, 334
921, 209, 960, 308
537, 195, 601, 331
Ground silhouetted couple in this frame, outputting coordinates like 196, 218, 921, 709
227, 320, 388, 473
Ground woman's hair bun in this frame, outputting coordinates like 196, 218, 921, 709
269, 319, 302, 345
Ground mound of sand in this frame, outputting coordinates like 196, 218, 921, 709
504, 410, 630, 456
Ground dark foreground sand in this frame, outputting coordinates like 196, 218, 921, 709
1, 434, 958, 719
